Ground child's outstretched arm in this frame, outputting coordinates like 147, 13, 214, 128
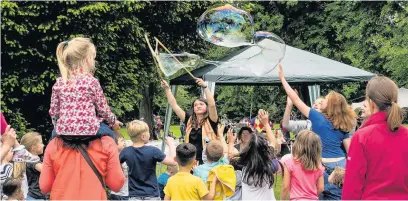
279, 64, 311, 118
90, 79, 117, 127
161, 137, 177, 166
217, 124, 228, 156
1, 126, 16, 161
280, 164, 290, 200
258, 109, 276, 149
227, 129, 237, 160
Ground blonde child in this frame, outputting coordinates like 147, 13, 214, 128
49, 37, 121, 139
281, 130, 325, 200
2, 178, 24, 201
329, 167, 345, 189
158, 165, 178, 200
110, 135, 129, 200
120, 120, 177, 200
20, 132, 47, 200
164, 143, 217, 200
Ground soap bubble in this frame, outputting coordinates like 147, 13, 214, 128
197, 4, 254, 48
156, 52, 201, 77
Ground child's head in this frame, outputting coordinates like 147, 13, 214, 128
56, 37, 96, 78
20, 132, 44, 156
2, 178, 24, 200
329, 167, 345, 188
205, 140, 223, 163
176, 143, 196, 168
292, 130, 322, 171
238, 134, 278, 188
166, 165, 178, 176
127, 120, 150, 143
117, 135, 125, 151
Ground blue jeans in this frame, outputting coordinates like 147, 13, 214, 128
319, 158, 346, 200
26, 195, 45, 201
51, 122, 117, 143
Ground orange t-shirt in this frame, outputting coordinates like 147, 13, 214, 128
39, 136, 125, 200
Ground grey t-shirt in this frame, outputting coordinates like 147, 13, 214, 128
111, 162, 129, 196
284, 120, 312, 134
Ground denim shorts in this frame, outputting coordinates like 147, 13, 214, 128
129, 196, 161, 201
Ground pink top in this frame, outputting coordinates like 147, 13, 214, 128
1, 112, 8, 135
49, 74, 116, 136
284, 158, 324, 201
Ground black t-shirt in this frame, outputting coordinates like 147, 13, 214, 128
119, 146, 166, 197
184, 112, 218, 161
26, 162, 48, 199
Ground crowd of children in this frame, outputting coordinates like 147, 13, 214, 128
1, 37, 408, 201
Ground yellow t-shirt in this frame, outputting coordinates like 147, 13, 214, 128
164, 172, 209, 200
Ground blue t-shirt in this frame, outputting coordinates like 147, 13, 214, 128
193, 156, 229, 183
309, 109, 350, 158
157, 173, 170, 186
119, 146, 166, 197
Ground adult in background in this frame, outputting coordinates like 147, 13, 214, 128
161, 78, 218, 165
279, 64, 356, 200
342, 76, 408, 200
234, 126, 253, 152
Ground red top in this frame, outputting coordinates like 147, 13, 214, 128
39, 136, 125, 200
342, 111, 408, 200
49, 74, 116, 136
1, 112, 8, 135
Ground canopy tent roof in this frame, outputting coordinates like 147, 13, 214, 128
352, 88, 408, 109
170, 42, 375, 86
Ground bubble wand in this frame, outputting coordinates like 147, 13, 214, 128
154, 37, 196, 79
144, 34, 164, 79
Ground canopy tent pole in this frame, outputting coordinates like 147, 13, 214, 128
308, 85, 321, 106
159, 85, 177, 174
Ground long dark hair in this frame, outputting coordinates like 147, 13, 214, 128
190, 97, 209, 128
236, 133, 281, 188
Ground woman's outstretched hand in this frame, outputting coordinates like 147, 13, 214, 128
195, 78, 208, 88
258, 109, 270, 126
160, 79, 170, 90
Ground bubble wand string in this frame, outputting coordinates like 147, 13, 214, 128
144, 34, 164, 79
154, 37, 196, 79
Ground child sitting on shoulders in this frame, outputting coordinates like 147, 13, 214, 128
164, 143, 217, 200
158, 165, 178, 200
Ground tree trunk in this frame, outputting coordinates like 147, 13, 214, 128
138, 82, 157, 140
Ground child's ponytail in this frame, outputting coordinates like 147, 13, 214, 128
56, 41, 68, 81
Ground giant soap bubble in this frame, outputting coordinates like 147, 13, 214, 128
197, 4, 254, 48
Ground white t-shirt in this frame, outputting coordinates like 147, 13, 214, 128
241, 169, 276, 201
111, 162, 129, 196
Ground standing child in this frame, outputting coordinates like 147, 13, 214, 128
110, 135, 129, 200
120, 120, 177, 200
20, 132, 47, 200
164, 143, 217, 200
158, 165, 178, 200
2, 178, 24, 201
280, 130, 325, 200
49, 37, 121, 139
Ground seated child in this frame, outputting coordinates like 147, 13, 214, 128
110, 135, 129, 200
328, 167, 345, 188
164, 143, 217, 200
194, 140, 229, 183
158, 165, 178, 200
2, 178, 24, 201
120, 120, 177, 200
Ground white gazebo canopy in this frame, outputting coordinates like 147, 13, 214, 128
352, 88, 408, 109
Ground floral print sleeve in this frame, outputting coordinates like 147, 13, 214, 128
49, 79, 61, 126
90, 78, 116, 126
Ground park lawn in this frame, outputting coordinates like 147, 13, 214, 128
119, 125, 182, 140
